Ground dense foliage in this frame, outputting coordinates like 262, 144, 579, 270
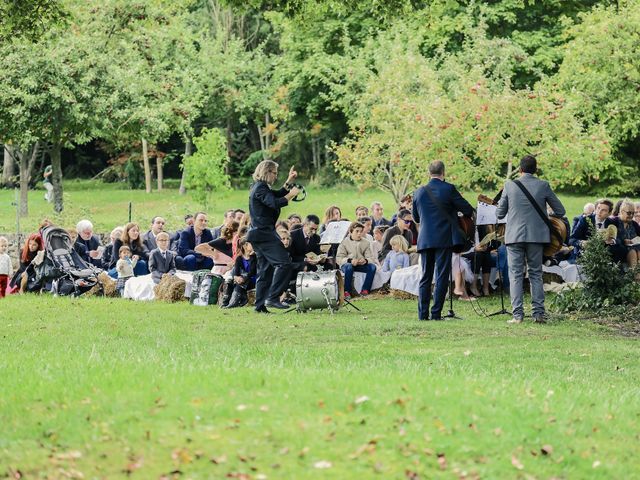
0, 0, 638, 210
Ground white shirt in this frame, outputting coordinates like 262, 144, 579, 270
0, 253, 14, 276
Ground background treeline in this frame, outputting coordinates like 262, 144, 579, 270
1, 0, 639, 211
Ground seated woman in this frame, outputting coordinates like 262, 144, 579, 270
101, 226, 124, 270
110, 222, 149, 277
222, 238, 257, 309
616, 200, 640, 274
195, 221, 238, 275
336, 222, 377, 298
319, 205, 342, 235
9, 233, 43, 292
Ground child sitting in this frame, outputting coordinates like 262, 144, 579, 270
115, 245, 138, 296
0, 236, 12, 298
222, 238, 257, 309
382, 235, 410, 272
148, 232, 176, 284
336, 222, 377, 298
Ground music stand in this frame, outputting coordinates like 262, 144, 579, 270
487, 224, 511, 317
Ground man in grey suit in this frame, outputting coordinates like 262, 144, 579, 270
148, 232, 176, 283
496, 155, 566, 324
143, 216, 166, 252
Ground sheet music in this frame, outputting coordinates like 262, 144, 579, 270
320, 220, 351, 244
476, 201, 507, 225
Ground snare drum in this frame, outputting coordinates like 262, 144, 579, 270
295, 270, 344, 312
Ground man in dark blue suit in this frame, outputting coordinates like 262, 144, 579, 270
412, 161, 474, 320
569, 198, 626, 263
247, 160, 301, 313
176, 212, 214, 271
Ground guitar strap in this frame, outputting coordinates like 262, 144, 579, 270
512, 179, 564, 245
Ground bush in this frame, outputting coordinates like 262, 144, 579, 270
551, 224, 640, 313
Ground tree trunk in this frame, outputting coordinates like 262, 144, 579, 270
18, 148, 28, 217
179, 136, 192, 195
2, 145, 15, 187
51, 143, 64, 213
506, 160, 513, 180
142, 138, 152, 193
156, 154, 163, 191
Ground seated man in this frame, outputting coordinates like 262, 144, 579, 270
379, 209, 413, 262
212, 209, 236, 240
176, 212, 214, 271
289, 214, 324, 275
569, 198, 626, 263
170, 214, 193, 252
75, 219, 102, 267
143, 216, 166, 252
370, 201, 391, 227
336, 222, 377, 297
148, 232, 177, 283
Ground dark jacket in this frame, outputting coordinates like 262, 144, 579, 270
111, 239, 149, 265
101, 243, 116, 270
289, 227, 321, 265
231, 254, 257, 286
143, 230, 158, 252
148, 248, 177, 283
246, 181, 289, 243
178, 226, 214, 258
412, 178, 473, 251
75, 235, 102, 267
569, 214, 619, 248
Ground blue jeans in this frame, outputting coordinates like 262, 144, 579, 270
177, 255, 213, 272
341, 262, 376, 293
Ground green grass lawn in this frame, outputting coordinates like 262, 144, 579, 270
0, 179, 610, 234
1, 295, 638, 478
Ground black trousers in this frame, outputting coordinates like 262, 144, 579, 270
419, 248, 452, 320
252, 239, 293, 307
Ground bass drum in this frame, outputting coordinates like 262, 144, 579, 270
295, 270, 344, 312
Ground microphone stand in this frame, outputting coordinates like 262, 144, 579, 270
488, 221, 511, 317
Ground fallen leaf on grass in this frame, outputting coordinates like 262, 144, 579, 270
210, 454, 227, 465
541, 445, 554, 456
437, 453, 447, 470
259, 405, 269, 412
463, 350, 471, 356
236, 404, 247, 411
511, 455, 524, 470
405, 469, 419, 479
298, 447, 309, 458
592, 460, 601, 468
313, 460, 332, 469
354, 395, 370, 405
171, 448, 192, 465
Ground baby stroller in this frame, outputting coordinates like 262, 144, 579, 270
35, 226, 102, 296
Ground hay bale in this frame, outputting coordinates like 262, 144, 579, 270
247, 289, 256, 306
390, 288, 417, 300
154, 274, 186, 303
84, 271, 118, 298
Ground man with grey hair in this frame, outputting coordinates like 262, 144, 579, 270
412, 160, 473, 320
75, 219, 102, 267
370, 201, 391, 227
496, 155, 566, 324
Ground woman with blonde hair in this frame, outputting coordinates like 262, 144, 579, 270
247, 160, 301, 312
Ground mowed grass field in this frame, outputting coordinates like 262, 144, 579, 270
1, 295, 639, 478
0, 179, 605, 234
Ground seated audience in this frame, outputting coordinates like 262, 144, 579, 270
0, 236, 12, 298
390, 194, 412, 225
143, 216, 166, 251
370, 201, 391, 227
371, 225, 388, 263
287, 213, 303, 230
213, 209, 236, 239
355, 205, 369, 217
9, 234, 43, 290
289, 214, 324, 273
148, 232, 177, 283
222, 238, 257, 309
572, 203, 595, 233
111, 222, 149, 277
177, 212, 214, 271
635, 202, 640, 226
234, 209, 246, 223
379, 209, 413, 262
115, 245, 137, 296
336, 222, 377, 298
319, 205, 342, 235
616, 200, 640, 273
382, 235, 410, 272
75, 219, 102, 267
195, 221, 238, 275
101, 226, 124, 270
67, 228, 89, 262
569, 198, 625, 263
